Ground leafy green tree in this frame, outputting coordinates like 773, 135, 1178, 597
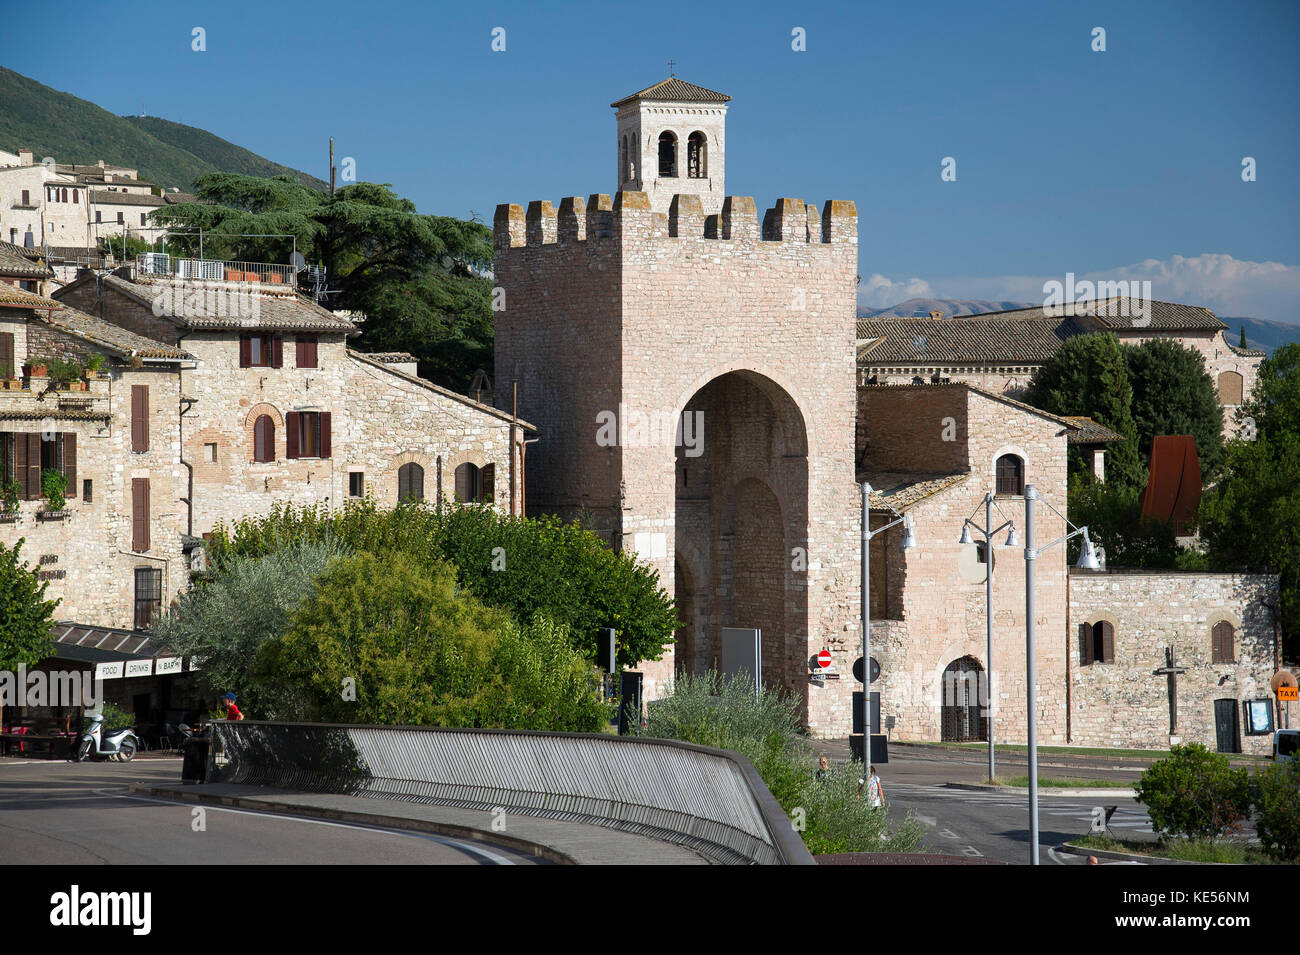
1135, 743, 1251, 840
255, 551, 604, 731
1024, 332, 1145, 490
1066, 481, 1183, 568
1253, 758, 1300, 861
151, 174, 494, 391
1197, 345, 1300, 658
1125, 338, 1224, 481
207, 500, 679, 668
1239, 324, 1248, 349
0, 538, 59, 671
150, 538, 348, 719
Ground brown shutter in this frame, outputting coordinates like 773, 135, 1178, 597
24, 433, 40, 500
132, 478, 150, 552
320, 412, 331, 458
455, 463, 470, 502
14, 432, 28, 499
62, 433, 76, 497
239, 335, 252, 367
1212, 622, 1234, 663
295, 337, 318, 368
1081, 623, 1094, 665
481, 463, 494, 503
286, 412, 299, 459
1100, 621, 1115, 664
131, 385, 149, 452
272, 336, 284, 368
0, 332, 14, 379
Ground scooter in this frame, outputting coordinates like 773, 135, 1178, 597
73, 713, 139, 762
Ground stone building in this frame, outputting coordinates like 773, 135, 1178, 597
494, 79, 862, 725
857, 300, 1265, 436
54, 267, 528, 537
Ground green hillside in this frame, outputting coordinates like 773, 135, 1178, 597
0, 66, 325, 192
123, 116, 328, 191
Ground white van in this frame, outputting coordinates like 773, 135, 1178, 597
1273, 729, 1299, 763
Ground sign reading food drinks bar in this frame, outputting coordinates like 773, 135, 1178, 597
95, 662, 124, 681
124, 659, 153, 678
155, 657, 183, 675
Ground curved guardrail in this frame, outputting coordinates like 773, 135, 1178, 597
208, 722, 813, 865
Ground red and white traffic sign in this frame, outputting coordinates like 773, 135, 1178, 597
816, 650, 833, 669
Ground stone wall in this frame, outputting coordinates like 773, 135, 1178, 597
1068, 570, 1279, 755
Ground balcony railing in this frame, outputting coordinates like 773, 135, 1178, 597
137, 253, 296, 286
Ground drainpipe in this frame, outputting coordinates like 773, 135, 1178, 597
1065, 562, 1072, 743
179, 389, 195, 537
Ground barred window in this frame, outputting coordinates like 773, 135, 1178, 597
134, 567, 162, 630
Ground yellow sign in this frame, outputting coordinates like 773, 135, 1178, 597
1279, 686, 1299, 702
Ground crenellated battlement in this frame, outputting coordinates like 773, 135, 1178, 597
493, 191, 856, 254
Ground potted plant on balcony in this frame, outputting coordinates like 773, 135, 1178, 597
0, 479, 19, 522
39, 469, 68, 519
86, 353, 107, 379
0, 361, 19, 390
46, 357, 87, 391
23, 356, 49, 379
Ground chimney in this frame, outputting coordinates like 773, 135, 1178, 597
929, 309, 944, 320
18, 148, 33, 165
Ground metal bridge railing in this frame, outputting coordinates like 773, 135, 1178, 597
208, 722, 813, 865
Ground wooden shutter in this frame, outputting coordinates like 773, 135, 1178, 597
1081, 623, 1094, 665
296, 337, 318, 368
0, 332, 13, 379
454, 463, 470, 502
272, 336, 284, 368
14, 432, 28, 499
62, 433, 76, 497
23, 432, 40, 500
131, 385, 149, 452
1212, 622, 1234, 663
481, 463, 494, 503
1100, 621, 1115, 663
319, 412, 331, 458
239, 335, 252, 367
132, 478, 150, 552
285, 412, 300, 459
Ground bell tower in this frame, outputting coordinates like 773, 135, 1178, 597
612, 77, 730, 216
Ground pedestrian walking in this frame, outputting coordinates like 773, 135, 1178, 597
815, 755, 830, 783
857, 764, 884, 807
219, 692, 244, 721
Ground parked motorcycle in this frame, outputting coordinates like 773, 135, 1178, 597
74, 713, 139, 762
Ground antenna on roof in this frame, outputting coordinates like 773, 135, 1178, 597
668, 59, 676, 77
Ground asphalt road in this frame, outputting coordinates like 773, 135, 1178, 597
822, 741, 1157, 864
0, 758, 541, 865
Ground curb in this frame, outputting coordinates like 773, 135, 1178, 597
944, 782, 1136, 797
1056, 842, 1216, 866
130, 783, 578, 865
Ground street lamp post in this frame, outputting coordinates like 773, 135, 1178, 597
861, 482, 916, 764
959, 492, 1018, 782
1022, 484, 1100, 865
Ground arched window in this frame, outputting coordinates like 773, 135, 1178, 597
995, 453, 1024, 495
253, 415, 275, 462
658, 131, 677, 178
687, 131, 707, 179
620, 135, 629, 183
1217, 371, 1243, 405
1081, 620, 1115, 664
1211, 621, 1236, 664
398, 462, 424, 502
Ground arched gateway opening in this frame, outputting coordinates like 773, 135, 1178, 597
941, 656, 987, 742
673, 370, 809, 699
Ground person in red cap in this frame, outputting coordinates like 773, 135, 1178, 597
219, 693, 244, 720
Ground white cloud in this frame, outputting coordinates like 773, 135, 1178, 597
862, 254, 1300, 322
859, 273, 932, 309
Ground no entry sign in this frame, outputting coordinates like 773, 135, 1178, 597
816, 650, 833, 668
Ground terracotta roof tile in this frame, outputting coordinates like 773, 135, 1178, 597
611, 78, 732, 108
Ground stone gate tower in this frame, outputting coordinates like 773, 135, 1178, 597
494, 80, 862, 735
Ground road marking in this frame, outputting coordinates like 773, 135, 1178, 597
95, 788, 518, 865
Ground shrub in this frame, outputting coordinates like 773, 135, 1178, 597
151, 537, 349, 719
1, 479, 19, 514
1253, 758, 1300, 861
208, 499, 679, 667
0, 538, 59, 670
254, 550, 605, 731
41, 469, 67, 512
641, 671, 925, 854
1135, 743, 1251, 839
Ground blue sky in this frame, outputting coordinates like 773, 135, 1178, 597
3, 0, 1298, 319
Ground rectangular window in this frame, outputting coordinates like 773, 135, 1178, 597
132, 477, 150, 552
20, 190, 29, 206
134, 567, 162, 630
204, 443, 217, 463
131, 385, 149, 452
286, 412, 331, 459
240, 334, 281, 368
140, 213, 147, 226
349, 472, 364, 498
295, 336, 318, 368
83, 479, 92, 503
116, 212, 124, 224
0, 331, 14, 380
95, 210, 102, 223
72, 190, 78, 204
